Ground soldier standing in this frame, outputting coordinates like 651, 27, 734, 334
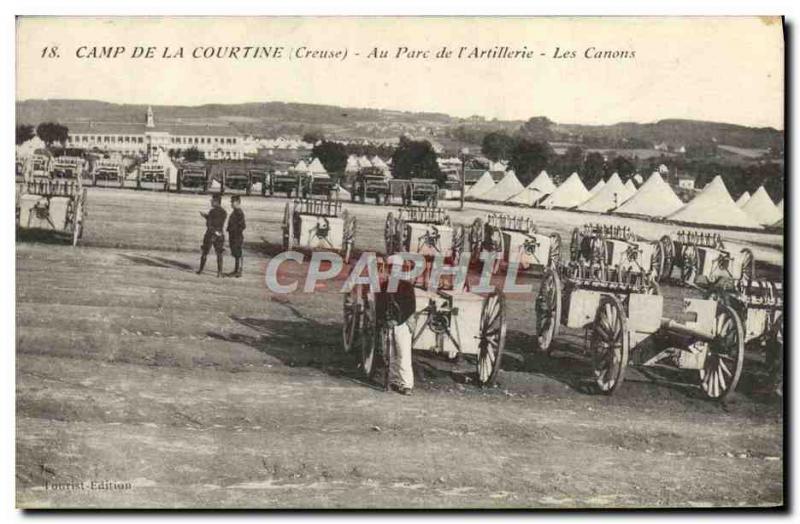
227, 195, 246, 277
197, 194, 227, 277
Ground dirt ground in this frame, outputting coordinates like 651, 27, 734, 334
16, 188, 784, 508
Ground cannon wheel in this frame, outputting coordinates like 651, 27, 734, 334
360, 291, 378, 378
680, 245, 698, 285
659, 235, 674, 281
469, 218, 484, 266
281, 202, 293, 250
477, 292, 506, 387
342, 285, 364, 353
342, 211, 356, 264
739, 248, 755, 280
592, 294, 629, 395
535, 267, 561, 354
451, 224, 465, 264
548, 233, 562, 269
699, 304, 744, 400
650, 240, 665, 282
384, 212, 396, 255
570, 227, 582, 262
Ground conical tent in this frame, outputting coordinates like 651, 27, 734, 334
668, 176, 762, 229
507, 187, 546, 207
480, 170, 525, 202
741, 186, 781, 225
624, 179, 637, 194
540, 172, 591, 209
306, 158, 329, 178
589, 179, 606, 195
578, 173, 632, 213
735, 191, 751, 208
357, 156, 372, 169
292, 159, 309, 172
527, 170, 557, 194
614, 172, 684, 218
345, 155, 360, 173
464, 171, 496, 199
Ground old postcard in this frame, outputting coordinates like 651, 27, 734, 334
15, 16, 784, 509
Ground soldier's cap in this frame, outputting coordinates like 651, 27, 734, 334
231, 195, 241, 203
211, 194, 222, 203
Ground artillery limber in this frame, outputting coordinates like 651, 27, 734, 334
300, 175, 336, 200
352, 167, 390, 205
269, 171, 301, 197
16, 178, 87, 246
342, 255, 507, 388
389, 179, 439, 207
282, 198, 356, 263
92, 159, 125, 187
384, 207, 465, 264
469, 213, 562, 273
222, 168, 256, 195
29, 154, 51, 180
571, 223, 665, 284
50, 156, 87, 182
137, 162, 170, 191
659, 230, 755, 285
535, 262, 746, 400
175, 162, 209, 193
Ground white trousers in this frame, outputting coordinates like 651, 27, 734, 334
389, 323, 414, 389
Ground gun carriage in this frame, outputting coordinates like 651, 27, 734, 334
571, 223, 666, 284
658, 230, 755, 285
534, 262, 746, 400
92, 159, 124, 187
352, 167, 390, 205
282, 198, 356, 264
16, 177, 87, 246
384, 207, 465, 263
469, 213, 562, 273
342, 257, 507, 388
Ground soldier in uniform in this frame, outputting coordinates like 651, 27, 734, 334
197, 194, 227, 277
227, 195, 246, 278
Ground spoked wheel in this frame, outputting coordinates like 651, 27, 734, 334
591, 295, 629, 395
469, 218, 484, 266
384, 212, 396, 255
342, 285, 364, 353
680, 245, 698, 285
659, 235, 674, 281
739, 248, 755, 280
650, 240, 665, 282
570, 227, 582, 262
342, 211, 356, 264
548, 233, 562, 269
477, 292, 507, 387
451, 224, 465, 264
360, 292, 378, 378
282, 202, 293, 250
699, 304, 744, 400
535, 267, 561, 354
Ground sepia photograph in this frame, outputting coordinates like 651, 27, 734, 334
14, 16, 785, 509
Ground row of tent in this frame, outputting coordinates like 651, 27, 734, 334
345, 155, 392, 174
465, 169, 783, 230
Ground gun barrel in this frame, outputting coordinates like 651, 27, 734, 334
659, 318, 715, 342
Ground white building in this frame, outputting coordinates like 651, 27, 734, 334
64, 106, 249, 160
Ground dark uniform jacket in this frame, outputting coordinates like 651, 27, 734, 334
206, 207, 228, 232
227, 208, 246, 236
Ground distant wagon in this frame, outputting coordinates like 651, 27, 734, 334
282, 198, 356, 264
469, 213, 562, 273
659, 230, 755, 285
50, 156, 86, 181
137, 162, 170, 191
176, 162, 210, 193
389, 179, 439, 207
384, 206, 465, 263
17, 176, 87, 246
352, 167, 390, 205
92, 159, 124, 187
571, 223, 666, 285
269, 171, 301, 198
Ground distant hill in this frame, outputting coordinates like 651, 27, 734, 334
16, 99, 783, 153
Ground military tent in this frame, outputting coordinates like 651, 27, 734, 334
578, 173, 632, 213
589, 179, 606, 195
306, 158, 329, 178
345, 155, 360, 173
464, 171, 495, 200
735, 191, 751, 208
507, 187, 546, 207
668, 176, 762, 229
540, 172, 591, 209
741, 186, 781, 225
480, 170, 524, 202
624, 179, 637, 194
527, 170, 557, 195
614, 172, 684, 218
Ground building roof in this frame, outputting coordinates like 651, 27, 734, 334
66, 121, 241, 137
667, 176, 762, 229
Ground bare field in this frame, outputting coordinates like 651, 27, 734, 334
16, 188, 783, 508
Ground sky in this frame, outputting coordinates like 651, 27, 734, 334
16, 17, 784, 129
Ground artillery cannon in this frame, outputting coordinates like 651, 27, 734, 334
535, 261, 746, 400
342, 256, 507, 388
659, 230, 755, 285
571, 223, 665, 284
384, 207, 465, 263
469, 213, 562, 273
282, 198, 356, 264
16, 178, 87, 246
